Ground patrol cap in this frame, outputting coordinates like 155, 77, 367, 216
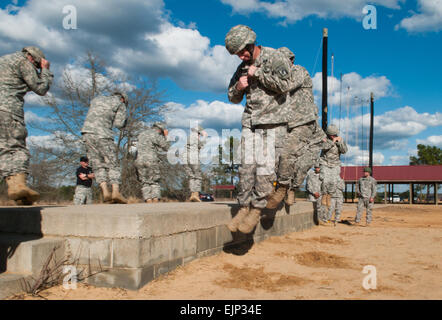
364, 167, 372, 174
326, 124, 339, 136
22, 46, 45, 63
225, 25, 256, 55
314, 163, 321, 168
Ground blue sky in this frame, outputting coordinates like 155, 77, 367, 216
0, 0, 441, 167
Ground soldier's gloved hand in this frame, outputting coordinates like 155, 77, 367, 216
40, 58, 50, 70
236, 76, 249, 91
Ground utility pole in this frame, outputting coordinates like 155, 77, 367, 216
369, 92, 374, 172
322, 28, 328, 132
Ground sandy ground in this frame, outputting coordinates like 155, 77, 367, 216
8, 204, 442, 300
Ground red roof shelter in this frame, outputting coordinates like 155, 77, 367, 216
341, 165, 442, 205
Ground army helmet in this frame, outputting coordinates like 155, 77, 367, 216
326, 124, 339, 136
22, 46, 45, 63
364, 167, 372, 174
153, 121, 166, 132
113, 91, 129, 105
225, 25, 256, 55
191, 124, 204, 134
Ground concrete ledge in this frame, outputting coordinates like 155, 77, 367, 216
0, 201, 316, 291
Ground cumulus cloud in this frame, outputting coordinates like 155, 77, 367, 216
163, 100, 244, 130
221, 0, 403, 24
312, 72, 394, 108
24, 111, 54, 124
341, 144, 385, 166
389, 155, 410, 165
396, 0, 442, 32
0, 0, 237, 93
334, 106, 442, 150
416, 135, 442, 148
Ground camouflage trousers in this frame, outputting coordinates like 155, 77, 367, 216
135, 160, 161, 200
184, 164, 202, 192
356, 198, 374, 223
312, 195, 328, 222
0, 112, 29, 178
82, 133, 121, 185
320, 166, 341, 194
237, 125, 287, 209
278, 121, 324, 189
327, 196, 343, 221
73, 185, 93, 205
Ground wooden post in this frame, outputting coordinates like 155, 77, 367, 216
435, 183, 438, 205
384, 184, 387, 204
392, 184, 395, 203
351, 183, 354, 203
322, 28, 328, 132
409, 183, 412, 204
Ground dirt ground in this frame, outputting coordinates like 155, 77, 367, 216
9, 204, 442, 300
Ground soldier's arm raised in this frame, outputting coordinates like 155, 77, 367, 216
113, 102, 127, 130
228, 66, 246, 104
336, 139, 348, 154
19, 60, 53, 96
254, 54, 304, 94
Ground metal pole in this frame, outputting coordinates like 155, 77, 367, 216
322, 28, 328, 132
369, 92, 374, 172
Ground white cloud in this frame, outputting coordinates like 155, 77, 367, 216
390, 155, 410, 165
335, 106, 442, 150
341, 144, 384, 166
24, 111, 54, 124
416, 135, 442, 148
312, 72, 393, 108
163, 100, 244, 130
221, 0, 403, 24
397, 0, 442, 32
0, 0, 237, 93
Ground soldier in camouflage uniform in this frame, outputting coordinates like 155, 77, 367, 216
184, 124, 206, 202
81, 92, 128, 204
0, 46, 53, 205
305, 164, 327, 223
354, 167, 377, 226
225, 25, 307, 233
266, 61, 326, 209
319, 124, 348, 208
134, 122, 169, 203
326, 177, 345, 225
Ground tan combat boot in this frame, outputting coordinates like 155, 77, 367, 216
189, 192, 201, 202
152, 198, 159, 203
238, 207, 261, 234
111, 184, 128, 204
227, 206, 249, 232
145, 199, 153, 203
6, 173, 40, 204
266, 185, 288, 209
100, 182, 112, 203
285, 189, 296, 206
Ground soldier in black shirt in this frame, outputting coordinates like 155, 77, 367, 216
73, 156, 95, 205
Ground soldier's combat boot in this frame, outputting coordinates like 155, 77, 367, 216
152, 198, 159, 203
100, 182, 112, 203
285, 189, 296, 206
145, 199, 153, 203
227, 206, 249, 232
111, 184, 128, 204
189, 192, 201, 202
238, 207, 261, 234
266, 185, 288, 209
6, 173, 40, 204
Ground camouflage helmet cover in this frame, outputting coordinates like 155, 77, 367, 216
153, 121, 166, 131
364, 167, 372, 174
326, 124, 339, 136
191, 124, 204, 134
225, 25, 256, 55
113, 91, 129, 105
22, 46, 45, 63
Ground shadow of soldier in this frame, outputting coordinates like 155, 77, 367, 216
0, 206, 43, 273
